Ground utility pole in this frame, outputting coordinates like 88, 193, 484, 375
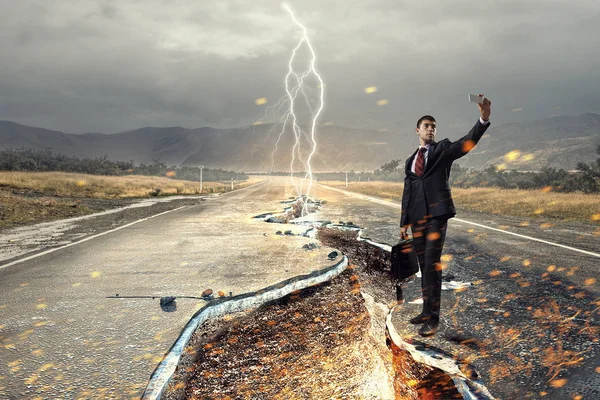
345, 172, 348, 187
199, 165, 204, 193
231, 178, 234, 190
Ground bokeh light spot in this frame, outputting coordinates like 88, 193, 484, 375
584, 278, 597, 286
38, 363, 55, 372
504, 150, 521, 162
549, 378, 567, 388
427, 232, 441, 241
254, 97, 267, 105
522, 154, 535, 161
434, 262, 447, 271
462, 140, 476, 152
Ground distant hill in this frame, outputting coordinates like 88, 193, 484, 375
1, 113, 598, 172
459, 113, 600, 171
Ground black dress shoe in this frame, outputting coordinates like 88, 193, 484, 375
409, 313, 430, 324
419, 319, 439, 337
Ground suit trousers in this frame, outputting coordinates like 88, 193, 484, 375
412, 216, 449, 321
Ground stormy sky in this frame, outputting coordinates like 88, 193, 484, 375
1, 0, 599, 135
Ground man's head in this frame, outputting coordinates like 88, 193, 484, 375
416, 115, 436, 145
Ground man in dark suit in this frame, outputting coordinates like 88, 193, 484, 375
400, 95, 492, 337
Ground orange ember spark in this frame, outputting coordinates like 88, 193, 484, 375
462, 140, 476, 152
427, 232, 441, 241
549, 378, 567, 388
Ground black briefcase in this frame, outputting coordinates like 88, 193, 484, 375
391, 239, 419, 282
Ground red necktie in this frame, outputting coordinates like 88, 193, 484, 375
415, 147, 426, 176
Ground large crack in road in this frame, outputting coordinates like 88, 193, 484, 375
152, 196, 495, 399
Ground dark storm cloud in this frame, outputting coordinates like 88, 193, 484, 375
0, 0, 598, 134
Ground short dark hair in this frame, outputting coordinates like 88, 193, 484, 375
416, 115, 436, 128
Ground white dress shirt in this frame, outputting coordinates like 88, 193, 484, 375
410, 117, 489, 173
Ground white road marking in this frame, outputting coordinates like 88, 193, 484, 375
318, 184, 600, 258
0, 180, 269, 271
205, 179, 267, 199
452, 218, 600, 257
0, 206, 188, 271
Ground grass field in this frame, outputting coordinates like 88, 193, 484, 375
0, 171, 261, 198
319, 181, 600, 224
0, 171, 263, 229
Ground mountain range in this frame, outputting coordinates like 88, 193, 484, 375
1, 113, 598, 172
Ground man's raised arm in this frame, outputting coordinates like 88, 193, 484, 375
445, 95, 492, 161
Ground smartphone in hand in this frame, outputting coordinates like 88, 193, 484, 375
468, 94, 484, 104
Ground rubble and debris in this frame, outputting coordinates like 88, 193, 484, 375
301, 243, 318, 250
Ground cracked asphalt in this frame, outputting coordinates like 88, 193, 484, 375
1, 177, 598, 399
0, 178, 339, 399
311, 182, 599, 399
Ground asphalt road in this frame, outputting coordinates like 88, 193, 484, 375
1, 177, 597, 399
0, 178, 338, 399
311, 182, 599, 398
312, 183, 598, 294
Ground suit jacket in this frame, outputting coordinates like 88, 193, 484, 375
400, 119, 490, 226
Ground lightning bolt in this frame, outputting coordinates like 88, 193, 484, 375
263, 4, 324, 216
298, 23, 325, 216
